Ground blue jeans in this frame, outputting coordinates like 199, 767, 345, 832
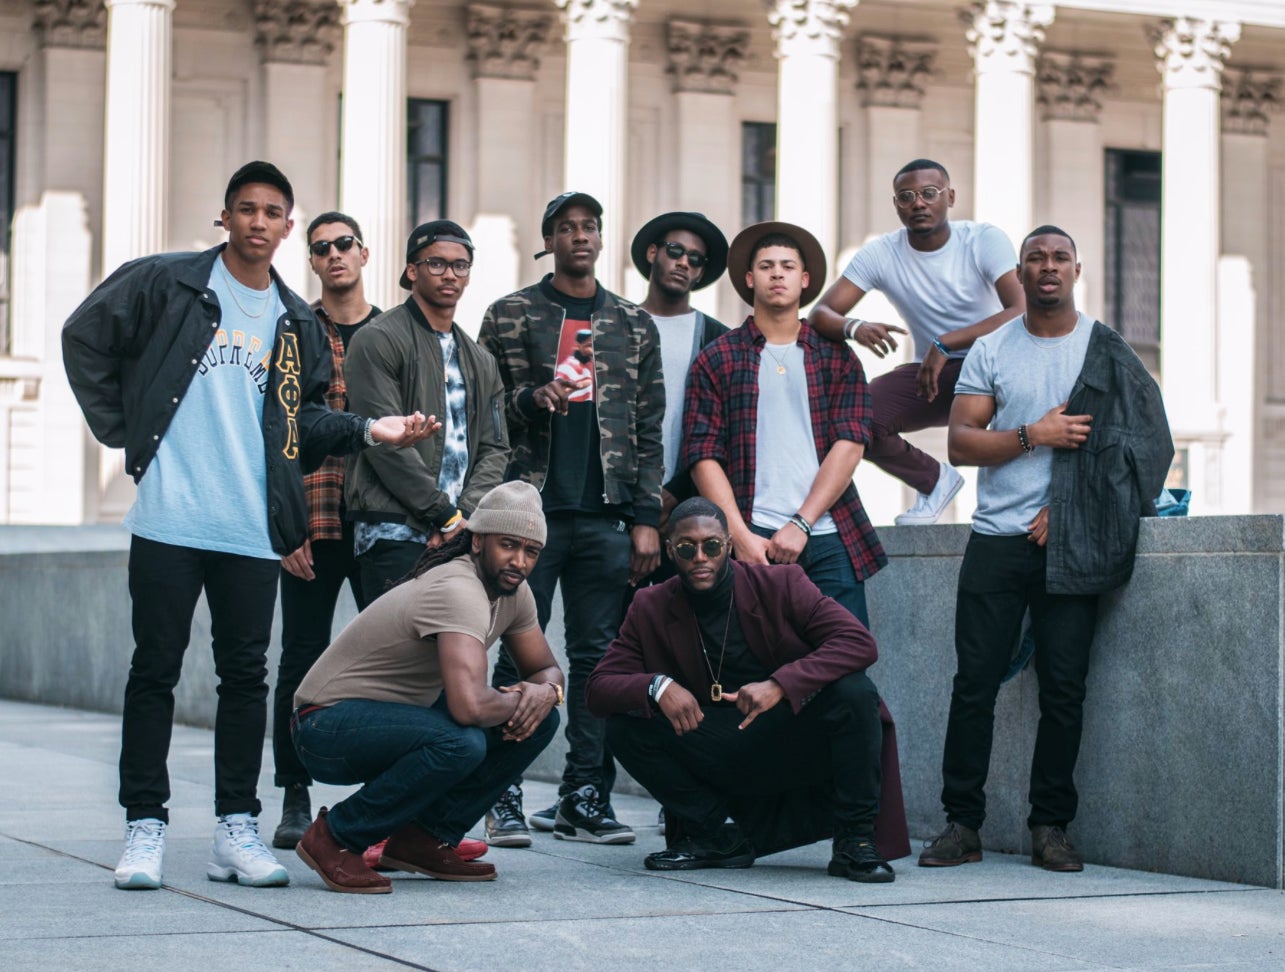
749, 526, 868, 626
293, 695, 559, 850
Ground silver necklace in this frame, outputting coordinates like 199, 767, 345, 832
218, 258, 272, 319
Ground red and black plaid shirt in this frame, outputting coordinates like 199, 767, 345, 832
681, 316, 886, 581
302, 303, 349, 542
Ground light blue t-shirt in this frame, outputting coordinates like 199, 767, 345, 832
750, 342, 836, 536
955, 313, 1093, 536
125, 256, 285, 559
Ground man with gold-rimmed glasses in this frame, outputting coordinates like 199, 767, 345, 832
587, 497, 909, 882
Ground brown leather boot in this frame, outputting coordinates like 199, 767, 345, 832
381, 822, 497, 881
296, 808, 392, 894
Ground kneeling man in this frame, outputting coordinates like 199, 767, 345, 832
292, 481, 565, 893
586, 498, 909, 882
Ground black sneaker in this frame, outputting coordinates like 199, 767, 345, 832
528, 802, 558, 832
553, 785, 635, 844
272, 784, 311, 850
644, 823, 754, 871
828, 834, 895, 883
484, 785, 531, 848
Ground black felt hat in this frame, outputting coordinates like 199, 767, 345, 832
629, 212, 729, 291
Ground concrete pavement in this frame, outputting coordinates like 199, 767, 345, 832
2, 698, 1282, 971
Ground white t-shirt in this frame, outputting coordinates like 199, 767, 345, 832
955, 313, 1093, 536
751, 342, 836, 536
842, 221, 1016, 361
652, 311, 700, 483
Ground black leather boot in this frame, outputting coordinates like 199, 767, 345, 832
272, 784, 312, 849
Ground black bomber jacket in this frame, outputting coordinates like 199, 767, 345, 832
62, 244, 369, 555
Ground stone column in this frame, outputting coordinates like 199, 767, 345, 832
666, 20, 746, 321
769, 0, 856, 279
462, 3, 553, 336
961, 1, 1053, 247
338, 0, 413, 313
1148, 17, 1239, 512
101, 0, 173, 277
255, 0, 340, 302
1036, 52, 1112, 322
554, 0, 636, 293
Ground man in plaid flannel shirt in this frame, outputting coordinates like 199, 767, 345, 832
684, 221, 886, 624
271, 211, 381, 850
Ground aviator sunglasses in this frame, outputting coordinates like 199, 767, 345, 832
309, 235, 363, 257
671, 538, 726, 561
656, 241, 708, 269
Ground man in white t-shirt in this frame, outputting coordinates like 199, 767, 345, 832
808, 159, 1025, 526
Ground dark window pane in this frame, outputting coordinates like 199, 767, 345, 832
1104, 148, 1161, 361
407, 98, 448, 229
742, 122, 776, 226
0, 72, 15, 355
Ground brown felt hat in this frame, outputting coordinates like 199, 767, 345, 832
726, 221, 827, 308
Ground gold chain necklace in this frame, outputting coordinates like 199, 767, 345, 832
695, 589, 735, 702
763, 344, 791, 375
217, 258, 272, 319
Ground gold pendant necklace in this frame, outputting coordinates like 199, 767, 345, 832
695, 589, 735, 702
763, 345, 790, 375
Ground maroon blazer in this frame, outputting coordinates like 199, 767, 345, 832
587, 562, 911, 862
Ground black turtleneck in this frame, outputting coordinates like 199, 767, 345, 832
685, 562, 769, 696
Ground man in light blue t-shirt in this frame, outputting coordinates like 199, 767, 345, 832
63, 162, 434, 894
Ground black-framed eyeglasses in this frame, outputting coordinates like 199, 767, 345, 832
893, 186, 946, 209
671, 538, 726, 561
413, 257, 473, 277
309, 235, 362, 257
657, 241, 708, 269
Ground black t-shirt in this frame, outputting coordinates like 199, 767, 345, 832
538, 276, 631, 518
323, 305, 382, 352
690, 564, 768, 696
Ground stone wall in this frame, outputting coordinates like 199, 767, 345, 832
2, 517, 1282, 887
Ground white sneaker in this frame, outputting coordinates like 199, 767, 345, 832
208, 813, 290, 887
115, 818, 166, 890
895, 462, 965, 526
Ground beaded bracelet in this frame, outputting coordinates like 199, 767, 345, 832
1017, 424, 1033, 454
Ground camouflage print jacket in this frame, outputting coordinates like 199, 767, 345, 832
478, 277, 665, 527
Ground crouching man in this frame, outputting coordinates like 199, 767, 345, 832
586, 498, 910, 881
291, 482, 565, 893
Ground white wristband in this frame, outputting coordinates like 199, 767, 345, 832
843, 318, 864, 341
653, 676, 674, 702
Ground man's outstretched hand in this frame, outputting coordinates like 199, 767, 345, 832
369, 412, 441, 447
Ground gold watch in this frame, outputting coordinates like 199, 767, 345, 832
550, 682, 565, 706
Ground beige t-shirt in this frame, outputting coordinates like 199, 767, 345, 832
295, 555, 539, 709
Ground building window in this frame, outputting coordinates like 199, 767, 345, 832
0, 72, 15, 355
1104, 149, 1162, 372
742, 122, 776, 226
407, 99, 448, 230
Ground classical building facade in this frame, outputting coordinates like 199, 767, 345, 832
0, 0, 1281, 525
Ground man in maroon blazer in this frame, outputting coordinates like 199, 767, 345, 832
586, 497, 909, 881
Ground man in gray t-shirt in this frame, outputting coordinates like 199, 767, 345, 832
919, 226, 1101, 874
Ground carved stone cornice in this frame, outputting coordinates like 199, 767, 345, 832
855, 35, 936, 109
253, 1, 338, 65
1036, 52, 1113, 122
32, 0, 107, 50
555, 0, 637, 44
666, 21, 747, 95
960, 1, 1054, 75
466, 5, 552, 80
1222, 68, 1281, 136
768, 0, 857, 61
1147, 17, 1240, 92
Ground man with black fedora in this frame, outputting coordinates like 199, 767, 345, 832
631, 212, 729, 535
479, 191, 664, 848
684, 221, 886, 624
344, 219, 510, 602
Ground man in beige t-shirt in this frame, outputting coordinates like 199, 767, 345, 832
291, 482, 565, 894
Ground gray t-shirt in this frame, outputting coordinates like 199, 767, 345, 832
955, 313, 1093, 536
652, 311, 700, 483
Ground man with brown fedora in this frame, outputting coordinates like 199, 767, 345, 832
683, 222, 886, 623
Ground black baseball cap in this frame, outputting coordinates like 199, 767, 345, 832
534, 191, 603, 258
401, 220, 474, 289
224, 161, 294, 212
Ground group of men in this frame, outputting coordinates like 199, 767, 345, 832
61, 155, 1170, 895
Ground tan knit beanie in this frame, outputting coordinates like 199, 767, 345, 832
468, 481, 547, 545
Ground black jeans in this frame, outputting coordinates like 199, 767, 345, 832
273, 524, 366, 788
357, 538, 425, 606
607, 671, 883, 837
122, 535, 280, 822
941, 532, 1099, 831
493, 512, 632, 799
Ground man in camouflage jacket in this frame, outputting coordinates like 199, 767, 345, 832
478, 191, 665, 848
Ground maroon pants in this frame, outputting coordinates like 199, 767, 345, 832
865, 357, 963, 494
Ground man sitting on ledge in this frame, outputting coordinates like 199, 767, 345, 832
291, 481, 565, 893
586, 497, 909, 881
